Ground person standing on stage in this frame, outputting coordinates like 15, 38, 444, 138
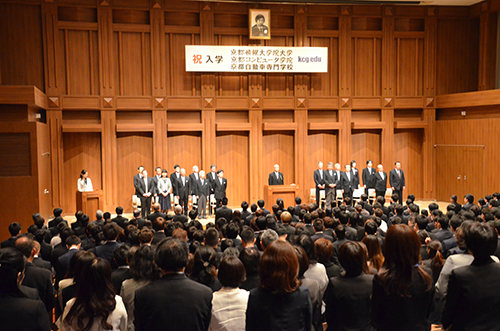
374, 164, 388, 199
134, 169, 154, 219
195, 170, 211, 219
189, 165, 200, 205
158, 169, 172, 213
175, 168, 190, 215
268, 164, 284, 186
152, 167, 162, 203
78, 169, 93, 192
389, 161, 406, 205
341, 164, 355, 200
214, 170, 227, 210
350, 160, 360, 189
314, 162, 325, 208
170, 165, 181, 200
362, 160, 375, 202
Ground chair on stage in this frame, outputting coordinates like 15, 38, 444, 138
336, 189, 343, 204
209, 194, 216, 215
385, 188, 393, 203
352, 188, 364, 204
368, 188, 376, 202
132, 195, 141, 211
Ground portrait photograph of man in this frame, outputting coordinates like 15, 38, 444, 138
249, 9, 270, 39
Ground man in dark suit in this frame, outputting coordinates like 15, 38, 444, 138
111, 245, 132, 293
56, 235, 81, 285
170, 165, 181, 198
32, 241, 51, 271
134, 168, 154, 218
462, 194, 474, 211
172, 205, 188, 224
268, 164, 284, 185
95, 224, 122, 265
189, 165, 201, 207
175, 168, 190, 215
325, 162, 341, 208
1, 222, 22, 248
434, 215, 454, 243
442, 222, 500, 331
48, 207, 68, 229
214, 170, 227, 210
14, 236, 55, 313
389, 161, 406, 205
373, 164, 388, 199
147, 203, 167, 222
151, 167, 162, 203
216, 197, 233, 223
111, 206, 128, 228
362, 160, 375, 199
126, 209, 145, 229
341, 164, 356, 200
311, 219, 334, 242
314, 162, 326, 208
195, 170, 211, 219
450, 195, 462, 214
152, 218, 167, 245
134, 238, 212, 331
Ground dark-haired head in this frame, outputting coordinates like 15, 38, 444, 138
239, 247, 260, 276
338, 241, 367, 277
464, 222, 498, 262
191, 245, 218, 286
64, 258, 116, 331
218, 256, 246, 288
130, 245, 160, 281
155, 238, 188, 273
259, 240, 300, 295
293, 245, 309, 278
295, 234, 317, 263
0, 247, 26, 296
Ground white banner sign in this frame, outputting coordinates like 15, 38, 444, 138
185, 45, 328, 73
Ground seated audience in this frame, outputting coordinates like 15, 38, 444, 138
209, 256, 249, 331
60, 258, 127, 331
0, 247, 51, 331
422, 240, 444, 286
362, 234, 384, 272
246, 240, 312, 331
314, 238, 341, 279
239, 247, 261, 291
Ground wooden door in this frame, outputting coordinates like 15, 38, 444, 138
435, 145, 485, 202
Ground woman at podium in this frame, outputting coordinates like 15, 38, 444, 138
77, 169, 93, 192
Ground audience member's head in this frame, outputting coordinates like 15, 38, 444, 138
130, 245, 160, 281
0, 247, 26, 296
155, 238, 188, 272
218, 256, 246, 288
338, 241, 368, 277
259, 241, 300, 294
464, 222, 498, 261
314, 238, 333, 264
239, 247, 260, 276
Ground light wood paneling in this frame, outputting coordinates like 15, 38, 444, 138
62, 132, 102, 214
216, 131, 250, 205
394, 129, 424, 199
351, 130, 382, 167
352, 37, 382, 96
166, 132, 202, 176
116, 132, 153, 213
307, 130, 338, 194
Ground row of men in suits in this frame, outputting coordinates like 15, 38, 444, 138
134, 164, 227, 218
314, 160, 406, 206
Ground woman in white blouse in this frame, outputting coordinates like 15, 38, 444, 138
157, 169, 172, 213
209, 256, 249, 331
77, 169, 93, 192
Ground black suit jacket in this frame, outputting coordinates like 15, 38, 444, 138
373, 172, 388, 193
33, 256, 51, 271
22, 263, 55, 312
152, 231, 166, 245
170, 172, 181, 196
313, 169, 325, 188
95, 241, 122, 265
194, 178, 211, 197
442, 259, 500, 331
0, 295, 52, 331
112, 267, 132, 294
207, 171, 218, 193
147, 211, 167, 222
189, 173, 201, 195
340, 171, 356, 192
362, 167, 375, 188
268, 172, 284, 185
215, 206, 233, 222
311, 232, 334, 243
351, 168, 360, 188
1, 237, 17, 248
213, 177, 227, 200
134, 273, 212, 331
135, 175, 155, 197
112, 215, 129, 229
389, 169, 406, 190
173, 214, 188, 224
175, 176, 191, 197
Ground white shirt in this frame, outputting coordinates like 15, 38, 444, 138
304, 262, 329, 297
77, 178, 93, 192
379, 172, 384, 180
346, 172, 350, 181
209, 287, 249, 331
144, 177, 148, 192
319, 170, 323, 179
60, 295, 127, 331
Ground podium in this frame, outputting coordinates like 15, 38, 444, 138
264, 185, 299, 209
76, 190, 104, 218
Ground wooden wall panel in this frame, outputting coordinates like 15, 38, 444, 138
217, 35, 248, 96
0, 3, 44, 91
351, 130, 381, 167
436, 117, 500, 197
216, 131, 250, 206
166, 132, 202, 175
62, 132, 102, 214
118, 32, 151, 96
307, 131, 338, 197
262, 131, 295, 194
170, 33, 201, 96
394, 129, 424, 199
116, 132, 153, 213
437, 19, 480, 95
396, 38, 424, 96
352, 37, 382, 96
310, 37, 339, 96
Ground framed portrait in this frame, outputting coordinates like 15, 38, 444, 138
249, 9, 271, 40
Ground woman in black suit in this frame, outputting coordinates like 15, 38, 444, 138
0, 247, 51, 331
371, 224, 434, 331
324, 241, 374, 331
246, 240, 312, 331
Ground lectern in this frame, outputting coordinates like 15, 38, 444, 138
264, 185, 299, 209
76, 190, 104, 218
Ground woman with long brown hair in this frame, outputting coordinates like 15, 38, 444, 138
61, 258, 127, 331
371, 224, 434, 330
362, 234, 384, 271
423, 240, 444, 286
246, 240, 312, 331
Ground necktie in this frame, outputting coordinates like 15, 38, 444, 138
398, 170, 401, 178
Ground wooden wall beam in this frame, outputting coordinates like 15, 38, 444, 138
436, 89, 500, 108
338, 108, 351, 166
339, 7, 352, 97
381, 108, 394, 169
41, 2, 61, 96
47, 110, 63, 209
98, 3, 116, 96
200, 2, 215, 97
249, 110, 263, 201
202, 109, 216, 171
478, 9, 498, 90
295, 109, 307, 198
153, 111, 168, 167
101, 111, 117, 210
424, 9, 437, 97
150, 2, 167, 96
382, 9, 395, 97
423, 108, 435, 199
